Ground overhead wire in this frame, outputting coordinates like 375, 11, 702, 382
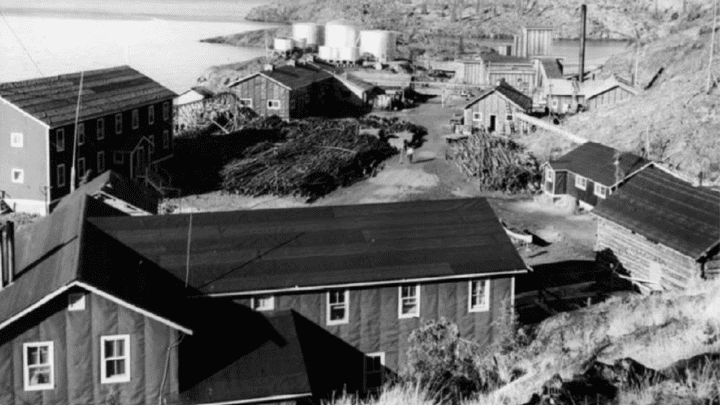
0, 7, 44, 77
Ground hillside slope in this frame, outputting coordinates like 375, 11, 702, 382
562, 6, 719, 183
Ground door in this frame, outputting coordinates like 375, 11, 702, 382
133, 146, 146, 179
544, 168, 555, 194
489, 115, 496, 132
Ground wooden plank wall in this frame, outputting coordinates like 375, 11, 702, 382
587, 87, 633, 110
464, 92, 525, 135
231, 76, 291, 120
595, 218, 701, 290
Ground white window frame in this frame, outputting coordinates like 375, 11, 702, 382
100, 335, 131, 384
77, 157, 86, 178
23, 341, 54, 391
251, 295, 275, 311
472, 112, 482, 122
240, 98, 253, 108
163, 129, 170, 149
326, 289, 349, 325
267, 100, 281, 109
113, 152, 124, 164
77, 123, 85, 146
97, 118, 105, 140
115, 113, 122, 135
11, 132, 23, 148
148, 105, 155, 125
131, 109, 140, 130
163, 101, 170, 121
468, 279, 491, 313
594, 183, 608, 199
575, 175, 587, 190
398, 284, 420, 319
364, 351, 385, 391
11, 168, 24, 184
56, 129, 65, 152
57, 164, 66, 187
97, 151, 106, 173
68, 293, 86, 311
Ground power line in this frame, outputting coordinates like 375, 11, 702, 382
0, 7, 44, 77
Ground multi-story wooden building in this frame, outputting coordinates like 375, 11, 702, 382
0, 66, 176, 215
463, 80, 533, 135
593, 166, 720, 291
457, 55, 536, 95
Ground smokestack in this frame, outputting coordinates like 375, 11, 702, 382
0, 222, 14, 289
579, 4, 587, 83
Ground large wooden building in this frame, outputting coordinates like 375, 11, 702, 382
457, 55, 536, 95
463, 80, 533, 135
593, 166, 720, 292
542, 142, 651, 209
0, 66, 176, 215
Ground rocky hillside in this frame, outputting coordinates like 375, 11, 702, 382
562, 3, 719, 184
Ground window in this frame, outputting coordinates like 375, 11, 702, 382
472, 112, 482, 121
163, 101, 170, 121
23, 342, 54, 391
240, 98, 253, 108
131, 109, 139, 129
506, 114, 513, 121
398, 285, 420, 318
364, 352, 385, 390
267, 100, 280, 109
113, 152, 124, 164
163, 129, 170, 149
11, 168, 24, 184
68, 293, 86, 311
148, 105, 155, 125
57, 164, 66, 187
575, 175, 587, 190
97, 151, 106, 173
56, 129, 65, 152
11, 132, 23, 148
77, 157, 86, 178
327, 289, 349, 325
115, 113, 122, 134
468, 280, 490, 312
97, 118, 105, 140
594, 183, 608, 199
148, 135, 155, 153
101, 335, 130, 384
551, 99, 559, 109
251, 295, 275, 311
77, 123, 85, 146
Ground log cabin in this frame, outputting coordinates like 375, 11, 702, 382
542, 142, 651, 210
463, 80, 533, 135
593, 166, 720, 292
0, 66, 176, 215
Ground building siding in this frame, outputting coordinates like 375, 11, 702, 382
464, 92, 525, 135
0, 290, 179, 405
586, 86, 633, 110
566, 172, 602, 207
231, 75, 292, 120
236, 277, 512, 372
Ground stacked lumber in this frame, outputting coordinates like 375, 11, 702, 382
451, 132, 541, 193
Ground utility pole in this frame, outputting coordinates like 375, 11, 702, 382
708, 0, 718, 93
70, 71, 84, 193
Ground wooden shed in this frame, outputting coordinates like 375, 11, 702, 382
593, 166, 720, 292
582, 76, 639, 110
463, 80, 533, 135
457, 55, 535, 93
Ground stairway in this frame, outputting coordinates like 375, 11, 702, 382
142, 168, 181, 198
505, 102, 516, 134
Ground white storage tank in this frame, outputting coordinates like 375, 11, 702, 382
318, 45, 334, 61
325, 20, 360, 48
338, 46, 360, 62
359, 30, 397, 62
273, 37, 295, 52
292, 22, 323, 47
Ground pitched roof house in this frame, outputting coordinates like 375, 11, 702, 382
463, 80, 533, 135
542, 142, 651, 209
457, 54, 536, 94
593, 166, 720, 291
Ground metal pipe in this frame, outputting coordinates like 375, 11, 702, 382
6, 222, 14, 285
0, 224, 6, 289
579, 4, 587, 83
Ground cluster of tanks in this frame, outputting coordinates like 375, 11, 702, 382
273, 21, 397, 64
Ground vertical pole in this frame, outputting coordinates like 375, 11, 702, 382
708, 0, 718, 93
6, 222, 13, 285
579, 4, 587, 83
70, 71, 84, 193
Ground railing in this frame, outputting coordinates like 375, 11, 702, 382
144, 167, 181, 198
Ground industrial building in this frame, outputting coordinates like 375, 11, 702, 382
457, 55, 536, 96
513, 26, 553, 59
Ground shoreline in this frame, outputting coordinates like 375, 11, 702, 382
0, 6, 265, 24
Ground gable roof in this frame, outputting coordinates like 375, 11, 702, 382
593, 166, 720, 260
541, 58, 564, 79
0, 66, 176, 128
54, 170, 161, 215
547, 79, 579, 96
582, 76, 640, 99
548, 142, 651, 186
464, 81, 533, 112
229, 64, 333, 91
90, 198, 529, 296
460, 54, 532, 65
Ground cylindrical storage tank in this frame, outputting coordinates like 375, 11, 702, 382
273, 37, 294, 52
359, 30, 397, 62
318, 45, 333, 61
325, 20, 360, 48
292, 22, 323, 47
338, 46, 360, 62
294, 38, 307, 50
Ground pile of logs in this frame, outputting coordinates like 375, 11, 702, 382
451, 132, 541, 193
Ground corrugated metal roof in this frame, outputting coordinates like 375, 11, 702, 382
90, 198, 528, 295
464, 81, 533, 112
0, 66, 177, 128
548, 142, 650, 186
593, 166, 720, 260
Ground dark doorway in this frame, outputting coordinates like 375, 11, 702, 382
489, 115, 496, 132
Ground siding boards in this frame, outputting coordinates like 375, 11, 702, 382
465, 92, 524, 134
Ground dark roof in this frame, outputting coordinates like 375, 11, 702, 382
548, 142, 651, 186
54, 170, 161, 215
90, 198, 528, 295
481, 54, 533, 64
464, 80, 533, 112
541, 58, 564, 79
593, 166, 720, 259
0, 66, 176, 128
231, 64, 333, 91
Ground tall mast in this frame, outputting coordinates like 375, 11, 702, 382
70, 71, 84, 192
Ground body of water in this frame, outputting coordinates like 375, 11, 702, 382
0, 12, 277, 93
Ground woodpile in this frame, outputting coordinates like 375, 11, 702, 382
451, 132, 541, 193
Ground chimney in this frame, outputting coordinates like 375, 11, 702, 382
263, 64, 274, 72
286, 59, 296, 67
579, 4, 587, 83
496, 78, 506, 87
0, 221, 15, 289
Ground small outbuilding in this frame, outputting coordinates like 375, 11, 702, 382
593, 166, 720, 291
463, 80, 533, 135
582, 75, 639, 110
